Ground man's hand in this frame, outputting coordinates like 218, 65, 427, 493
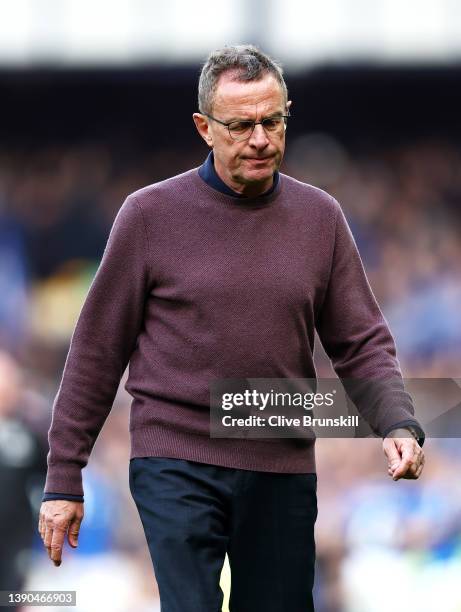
38, 500, 84, 566
383, 428, 425, 481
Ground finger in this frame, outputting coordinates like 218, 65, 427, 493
50, 526, 66, 566
414, 454, 425, 478
384, 440, 402, 471
67, 516, 82, 548
405, 453, 421, 473
392, 443, 415, 479
410, 449, 424, 473
401, 461, 420, 478
396, 446, 424, 479
393, 462, 416, 479
44, 522, 53, 557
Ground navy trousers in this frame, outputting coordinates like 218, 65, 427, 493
129, 457, 318, 612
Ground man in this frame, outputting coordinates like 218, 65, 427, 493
39, 45, 425, 611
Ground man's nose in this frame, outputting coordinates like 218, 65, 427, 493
248, 123, 269, 148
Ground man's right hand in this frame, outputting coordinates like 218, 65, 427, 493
38, 500, 84, 566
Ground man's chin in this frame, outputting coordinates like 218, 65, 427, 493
241, 163, 276, 182
243, 171, 274, 185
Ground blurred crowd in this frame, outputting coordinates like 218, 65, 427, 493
0, 136, 460, 612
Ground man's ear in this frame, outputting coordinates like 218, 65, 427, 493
192, 113, 213, 147
286, 100, 292, 112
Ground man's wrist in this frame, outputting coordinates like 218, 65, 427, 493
387, 426, 418, 440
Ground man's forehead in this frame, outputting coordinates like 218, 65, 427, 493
212, 73, 285, 116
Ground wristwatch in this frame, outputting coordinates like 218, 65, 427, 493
406, 426, 418, 440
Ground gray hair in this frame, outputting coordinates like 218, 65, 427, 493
197, 44, 288, 115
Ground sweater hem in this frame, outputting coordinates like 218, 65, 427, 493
130, 423, 317, 474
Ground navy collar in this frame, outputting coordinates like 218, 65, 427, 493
198, 150, 279, 198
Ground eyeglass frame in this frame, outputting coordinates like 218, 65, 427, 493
200, 110, 291, 141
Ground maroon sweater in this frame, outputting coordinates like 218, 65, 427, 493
43, 167, 423, 499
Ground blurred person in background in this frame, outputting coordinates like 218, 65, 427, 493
0, 206, 29, 354
0, 351, 48, 610
38, 44, 425, 612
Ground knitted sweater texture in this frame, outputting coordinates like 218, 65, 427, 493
43, 167, 422, 498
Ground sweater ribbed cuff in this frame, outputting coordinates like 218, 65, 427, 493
42, 492, 84, 503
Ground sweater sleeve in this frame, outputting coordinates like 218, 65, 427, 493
315, 197, 425, 440
43, 194, 150, 497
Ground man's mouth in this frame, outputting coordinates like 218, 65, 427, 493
244, 156, 273, 161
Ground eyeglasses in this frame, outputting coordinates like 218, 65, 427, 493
202, 111, 290, 142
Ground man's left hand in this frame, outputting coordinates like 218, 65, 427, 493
383, 428, 425, 481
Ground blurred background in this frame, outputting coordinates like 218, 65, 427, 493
1, 1, 461, 611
